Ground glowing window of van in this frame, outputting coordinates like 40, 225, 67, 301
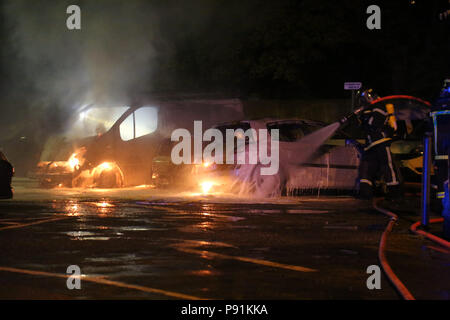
135, 106, 158, 138
120, 113, 134, 141
69, 106, 129, 139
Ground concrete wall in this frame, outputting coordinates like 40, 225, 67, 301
242, 99, 351, 123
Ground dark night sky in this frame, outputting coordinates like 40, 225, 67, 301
0, 0, 448, 133
140, 0, 450, 99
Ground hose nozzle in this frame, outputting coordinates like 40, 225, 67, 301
339, 107, 365, 126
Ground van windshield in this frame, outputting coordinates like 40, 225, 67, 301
65, 106, 130, 139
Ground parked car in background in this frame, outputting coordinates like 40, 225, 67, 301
0, 151, 14, 199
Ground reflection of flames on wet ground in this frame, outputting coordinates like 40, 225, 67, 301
64, 200, 115, 216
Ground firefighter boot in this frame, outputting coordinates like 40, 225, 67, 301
358, 181, 374, 200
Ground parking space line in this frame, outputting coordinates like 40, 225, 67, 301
0, 216, 70, 231
176, 247, 318, 272
0, 266, 206, 300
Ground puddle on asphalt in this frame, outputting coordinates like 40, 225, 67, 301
193, 212, 246, 222
178, 222, 219, 233
82, 264, 153, 277
65, 231, 96, 237
323, 225, 358, 230
85, 254, 139, 263
119, 226, 163, 231
187, 269, 222, 276
170, 239, 238, 249
248, 209, 281, 214
287, 209, 329, 214
65, 232, 111, 241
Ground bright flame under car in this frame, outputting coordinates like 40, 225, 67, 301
202, 161, 212, 168
200, 181, 216, 194
68, 153, 80, 171
97, 162, 113, 171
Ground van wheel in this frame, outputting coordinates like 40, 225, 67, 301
94, 166, 124, 188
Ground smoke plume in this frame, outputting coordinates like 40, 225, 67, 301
2, 0, 162, 135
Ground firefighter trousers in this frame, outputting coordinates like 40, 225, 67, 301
358, 143, 401, 199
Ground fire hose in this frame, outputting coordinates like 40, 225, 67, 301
340, 98, 450, 299
373, 199, 450, 300
410, 218, 450, 248
373, 199, 415, 300
340, 106, 415, 299
339, 106, 416, 299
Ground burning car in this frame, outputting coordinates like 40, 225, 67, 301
200, 119, 361, 197
32, 98, 244, 188
150, 118, 361, 197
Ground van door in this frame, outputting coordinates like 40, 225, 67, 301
114, 106, 161, 186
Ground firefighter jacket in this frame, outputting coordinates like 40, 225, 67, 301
359, 103, 397, 151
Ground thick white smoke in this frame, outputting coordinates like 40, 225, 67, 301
3, 0, 161, 119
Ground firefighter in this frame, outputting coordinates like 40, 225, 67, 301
431, 79, 450, 203
0, 151, 14, 199
356, 89, 402, 200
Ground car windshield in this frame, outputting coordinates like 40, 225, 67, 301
215, 122, 253, 141
267, 122, 304, 142
267, 121, 323, 142
214, 122, 255, 155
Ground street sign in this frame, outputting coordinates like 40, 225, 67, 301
345, 82, 362, 111
344, 82, 362, 90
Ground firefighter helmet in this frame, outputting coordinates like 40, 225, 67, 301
434, 78, 450, 110
356, 88, 380, 107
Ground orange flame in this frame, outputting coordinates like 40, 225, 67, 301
200, 181, 216, 194
98, 162, 113, 171
68, 153, 80, 171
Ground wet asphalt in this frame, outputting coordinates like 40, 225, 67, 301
0, 178, 449, 300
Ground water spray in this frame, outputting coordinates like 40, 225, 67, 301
232, 107, 369, 198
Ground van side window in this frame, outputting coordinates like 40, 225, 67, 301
135, 106, 158, 138
119, 107, 158, 141
120, 113, 134, 141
